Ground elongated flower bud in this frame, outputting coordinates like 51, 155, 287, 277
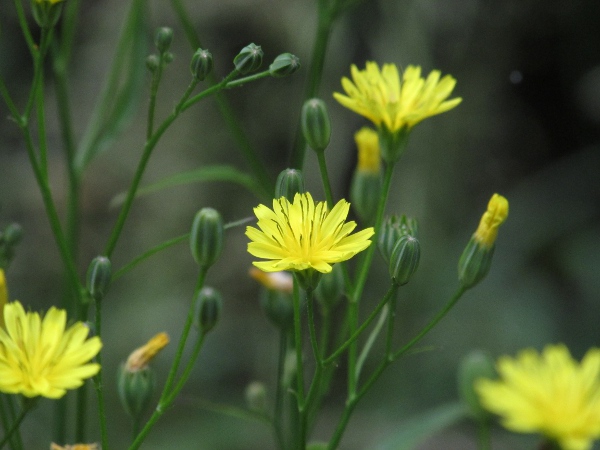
275, 168, 305, 202
190, 48, 213, 81
301, 98, 331, 153
378, 215, 418, 265
234, 43, 263, 74
389, 235, 420, 286
196, 287, 222, 333
269, 53, 300, 78
155, 27, 173, 54
86, 256, 112, 302
190, 208, 224, 268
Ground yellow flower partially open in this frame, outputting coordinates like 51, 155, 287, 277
125, 332, 170, 372
246, 193, 374, 273
476, 344, 600, 450
473, 193, 509, 248
0, 301, 102, 399
354, 127, 380, 174
334, 62, 462, 132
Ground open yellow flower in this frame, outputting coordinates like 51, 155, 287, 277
246, 193, 374, 273
476, 344, 600, 450
334, 62, 462, 132
0, 301, 102, 399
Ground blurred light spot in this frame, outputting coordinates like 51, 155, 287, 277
509, 70, 523, 84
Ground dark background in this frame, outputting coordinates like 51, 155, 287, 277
1, 0, 599, 448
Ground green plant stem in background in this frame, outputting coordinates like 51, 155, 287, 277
94, 299, 109, 450
0, 396, 23, 450
274, 330, 288, 450
304, 289, 323, 421
317, 152, 335, 208
0, 399, 35, 450
477, 419, 491, 450
12, 0, 35, 55
146, 54, 165, 140
128, 267, 208, 449
291, 278, 307, 450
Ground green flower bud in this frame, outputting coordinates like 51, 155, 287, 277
163, 52, 174, 64
190, 48, 213, 81
314, 264, 344, 312
275, 168, 305, 202
146, 55, 160, 73
86, 256, 112, 301
196, 287, 222, 333
233, 43, 263, 74
32, 1, 63, 29
389, 235, 420, 286
378, 215, 418, 265
190, 208, 224, 268
244, 381, 267, 413
260, 289, 293, 330
269, 53, 301, 78
3, 223, 23, 246
117, 364, 155, 420
458, 237, 494, 290
301, 98, 331, 152
457, 350, 495, 421
378, 126, 410, 164
154, 27, 173, 54
350, 171, 381, 223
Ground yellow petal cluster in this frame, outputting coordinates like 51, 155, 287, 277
0, 269, 7, 328
473, 193, 509, 248
125, 332, 170, 372
0, 301, 102, 399
246, 193, 374, 273
334, 62, 462, 132
354, 127, 380, 174
476, 344, 600, 450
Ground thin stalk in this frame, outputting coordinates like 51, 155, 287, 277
75, 303, 90, 443
477, 419, 491, 450
12, 0, 35, 55
0, 77, 22, 121
355, 303, 388, 382
94, 299, 109, 450
304, 290, 323, 415
274, 330, 287, 450
316, 152, 334, 208
146, 54, 165, 140
6, 397, 23, 450
0, 399, 34, 450
291, 278, 306, 450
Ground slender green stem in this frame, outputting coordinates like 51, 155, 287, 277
24, 28, 52, 121
274, 330, 287, 450
0, 399, 35, 450
128, 268, 208, 449
384, 290, 398, 358
94, 299, 109, 450
304, 289, 323, 418
12, 0, 35, 55
393, 286, 467, 360
36, 71, 49, 180
0, 77, 22, 121
146, 55, 164, 140
477, 419, 491, 450
327, 401, 356, 450
291, 278, 306, 450
0, 396, 22, 450
316, 152, 334, 208
355, 303, 388, 382
324, 285, 396, 364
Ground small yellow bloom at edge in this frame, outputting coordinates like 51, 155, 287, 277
473, 193, 509, 248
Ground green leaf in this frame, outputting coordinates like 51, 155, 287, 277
374, 402, 468, 450
74, 0, 147, 173
110, 165, 265, 208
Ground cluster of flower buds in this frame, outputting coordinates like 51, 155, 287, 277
147, 27, 175, 73
0, 223, 22, 269
301, 98, 331, 153
379, 215, 420, 286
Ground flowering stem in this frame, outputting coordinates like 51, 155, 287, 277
304, 289, 324, 423
291, 277, 307, 450
0, 398, 35, 450
94, 299, 109, 450
146, 53, 165, 140
0, 396, 23, 450
317, 152, 335, 208
274, 330, 288, 450
128, 267, 208, 450
477, 419, 491, 450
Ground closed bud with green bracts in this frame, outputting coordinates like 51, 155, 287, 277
350, 171, 381, 223
244, 381, 267, 413
233, 43, 263, 74
275, 168, 305, 202
117, 364, 155, 420
154, 27, 173, 54
378, 215, 418, 264
32, 1, 63, 29
457, 350, 495, 421
146, 55, 160, 73
190, 48, 213, 81
196, 287, 222, 333
86, 256, 112, 301
378, 126, 410, 164
301, 98, 331, 152
163, 52, 174, 64
389, 235, 420, 286
269, 53, 300, 78
190, 208, 224, 268
315, 264, 344, 313
3, 223, 23, 246
261, 290, 293, 330
458, 237, 494, 289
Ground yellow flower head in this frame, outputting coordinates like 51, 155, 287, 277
354, 127, 380, 174
125, 332, 170, 372
333, 62, 462, 132
476, 344, 600, 450
246, 193, 375, 273
473, 193, 509, 248
0, 301, 102, 399
51, 444, 100, 450
249, 267, 293, 293
0, 269, 8, 328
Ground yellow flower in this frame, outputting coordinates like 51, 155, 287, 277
475, 344, 600, 450
124, 332, 170, 372
249, 267, 293, 293
354, 127, 380, 174
0, 269, 8, 328
334, 62, 462, 132
246, 193, 374, 273
473, 193, 509, 248
50, 444, 100, 450
0, 301, 102, 399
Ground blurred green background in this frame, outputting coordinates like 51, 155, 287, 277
1, 0, 599, 448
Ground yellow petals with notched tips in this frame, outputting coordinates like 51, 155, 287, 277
473, 193, 509, 248
0, 301, 102, 399
476, 344, 600, 450
246, 193, 374, 274
125, 332, 170, 372
334, 62, 461, 132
